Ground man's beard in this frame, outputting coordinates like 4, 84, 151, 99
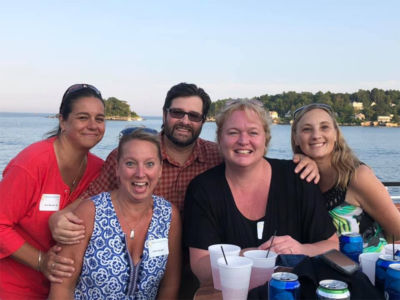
163, 123, 202, 147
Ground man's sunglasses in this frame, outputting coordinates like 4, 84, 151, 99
119, 127, 158, 139
62, 83, 102, 102
166, 108, 204, 122
293, 103, 333, 120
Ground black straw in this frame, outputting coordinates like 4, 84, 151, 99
221, 245, 228, 265
267, 230, 277, 258
393, 235, 395, 260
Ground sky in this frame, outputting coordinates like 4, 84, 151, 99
0, 0, 399, 116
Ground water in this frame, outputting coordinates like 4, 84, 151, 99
0, 112, 399, 199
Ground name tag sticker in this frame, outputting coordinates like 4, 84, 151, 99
257, 221, 264, 240
148, 238, 169, 258
39, 194, 60, 211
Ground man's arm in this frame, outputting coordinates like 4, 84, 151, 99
49, 148, 119, 244
293, 153, 320, 184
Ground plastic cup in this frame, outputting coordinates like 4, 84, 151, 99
359, 252, 381, 284
217, 256, 253, 300
384, 244, 400, 256
208, 244, 241, 290
243, 250, 277, 289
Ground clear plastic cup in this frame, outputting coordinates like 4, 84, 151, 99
217, 256, 253, 300
384, 244, 400, 256
208, 244, 241, 290
243, 250, 277, 289
359, 252, 381, 284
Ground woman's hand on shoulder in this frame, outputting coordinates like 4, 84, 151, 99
49, 209, 85, 245
293, 154, 320, 184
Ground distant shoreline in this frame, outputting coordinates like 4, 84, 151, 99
104, 116, 143, 121
5, 113, 398, 128
206, 117, 399, 127
45, 114, 144, 121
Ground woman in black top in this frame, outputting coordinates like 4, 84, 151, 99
184, 100, 338, 285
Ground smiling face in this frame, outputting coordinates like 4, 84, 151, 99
116, 139, 162, 202
162, 96, 204, 147
59, 96, 105, 150
218, 109, 267, 168
294, 108, 338, 161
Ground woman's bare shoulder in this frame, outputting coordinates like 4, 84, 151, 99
74, 197, 96, 220
351, 164, 378, 187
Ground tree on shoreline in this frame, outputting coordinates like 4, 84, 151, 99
209, 88, 400, 124
104, 97, 138, 118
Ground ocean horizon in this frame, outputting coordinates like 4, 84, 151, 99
1, 112, 399, 201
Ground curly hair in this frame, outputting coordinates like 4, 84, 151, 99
291, 104, 360, 189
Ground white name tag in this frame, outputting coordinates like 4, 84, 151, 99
39, 194, 60, 211
148, 238, 169, 258
257, 221, 264, 240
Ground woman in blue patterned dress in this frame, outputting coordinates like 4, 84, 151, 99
49, 128, 181, 299
291, 103, 400, 252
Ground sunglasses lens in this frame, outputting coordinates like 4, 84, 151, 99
64, 84, 102, 100
294, 103, 333, 119
168, 109, 203, 122
120, 127, 158, 138
187, 112, 203, 122
168, 109, 185, 119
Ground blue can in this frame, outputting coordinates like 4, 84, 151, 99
385, 263, 400, 300
375, 255, 400, 294
339, 232, 363, 262
269, 272, 300, 300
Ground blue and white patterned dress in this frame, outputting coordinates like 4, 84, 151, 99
74, 192, 172, 300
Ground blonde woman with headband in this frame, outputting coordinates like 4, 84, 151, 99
291, 103, 400, 252
49, 128, 181, 299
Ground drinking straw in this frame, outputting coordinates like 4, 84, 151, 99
393, 235, 395, 260
221, 245, 228, 265
266, 230, 277, 258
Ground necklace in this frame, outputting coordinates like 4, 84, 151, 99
71, 156, 87, 188
114, 197, 152, 240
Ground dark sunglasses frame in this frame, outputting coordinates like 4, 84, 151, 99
62, 84, 102, 102
119, 127, 158, 139
293, 103, 333, 120
166, 108, 204, 122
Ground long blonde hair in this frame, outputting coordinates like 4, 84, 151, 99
291, 104, 360, 189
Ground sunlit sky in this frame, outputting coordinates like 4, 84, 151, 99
1, 0, 399, 116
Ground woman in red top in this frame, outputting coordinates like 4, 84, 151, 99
0, 84, 105, 300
